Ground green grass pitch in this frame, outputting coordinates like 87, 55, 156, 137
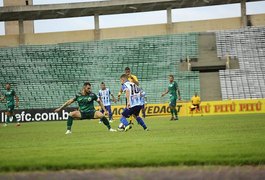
0, 114, 265, 172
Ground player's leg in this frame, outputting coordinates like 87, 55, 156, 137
99, 108, 105, 123
12, 112, 20, 126
125, 98, 134, 125
106, 105, 113, 121
129, 117, 134, 125
134, 106, 148, 130
171, 97, 178, 120
10, 105, 20, 126
169, 106, 174, 120
121, 108, 132, 131
94, 111, 116, 131
173, 106, 178, 120
197, 104, 203, 116
169, 97, 178, 120
4, 111, 11, 126
66, 110, 81, 134
190, 105, 195, 117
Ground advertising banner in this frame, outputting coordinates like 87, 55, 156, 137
0, 99, 264, 122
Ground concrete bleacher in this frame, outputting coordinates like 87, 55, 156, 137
0, 33, 200, 109
216, 26, 265, 100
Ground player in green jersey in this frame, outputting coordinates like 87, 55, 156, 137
161, 75, 181, 120
0, 83, 20, 126
55, 82, 116, 134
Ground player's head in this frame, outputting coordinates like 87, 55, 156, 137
100, 82, 106, 90
124, 67, 131, 76
83, 82, 91, 93
120, 74, 128, 84
168, 75, 174, 82
5, 83, 11, 90
194, 92, 198, 97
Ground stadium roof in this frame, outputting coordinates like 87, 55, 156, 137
0, 0, 263, 21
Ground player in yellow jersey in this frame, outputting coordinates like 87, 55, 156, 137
190, 92, 202, 116
118, 67, 139, 124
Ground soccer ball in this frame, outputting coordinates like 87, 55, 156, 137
118, 123, 125, 131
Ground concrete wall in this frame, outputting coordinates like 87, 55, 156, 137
3, 0, 34, 35
0, 13, 265, 47
249, 14, 265, 26
25, 30, 95, 45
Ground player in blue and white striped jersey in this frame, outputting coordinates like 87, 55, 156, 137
98, 82, 117, 122
119, 74, 148, 131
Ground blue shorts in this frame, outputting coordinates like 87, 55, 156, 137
100, 105, 112, 115
122, 105, 142, 118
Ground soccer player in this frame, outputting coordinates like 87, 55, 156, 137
0, 83, 20, 126
190, 92, 202, 116
119, 74, 148, 131
118, 67, 139, 125
161, 75, 181, 120
55, 82, 116, 134
140, 90, 147, 118
98, 82, 117, 122
117, 67, 139, 101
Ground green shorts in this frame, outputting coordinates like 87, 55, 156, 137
80, 110, 96, 120
6, 104, 15, 113
169, 96, 177, 107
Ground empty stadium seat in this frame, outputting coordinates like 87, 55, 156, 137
0, 33, 200, 109
216, 27, 265, 100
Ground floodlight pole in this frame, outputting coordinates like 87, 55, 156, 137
167, 7, 173, 34
94, 14, 100, 40
18, 19, 25, 45
240, 0, 247, 27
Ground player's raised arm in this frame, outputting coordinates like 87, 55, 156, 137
161, 89, 169, 97
55, 98, 75, 112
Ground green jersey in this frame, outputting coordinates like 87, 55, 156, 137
4, 89, 16, 106
168, 81, 178, 98
74, 92, 98, 113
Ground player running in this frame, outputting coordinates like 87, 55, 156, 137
55, 82, 116, 134
119, 74, 148, 131
98, 82, 117, 123
0, 83, 20, 127
161, 75, 181, 120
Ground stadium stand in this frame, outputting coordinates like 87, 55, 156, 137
216, 26, 265, 100
0, 33, 200, 109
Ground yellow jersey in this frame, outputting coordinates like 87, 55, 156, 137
128, 74, 138, 84
118, 74, 139, 96
191, 96, 201, 105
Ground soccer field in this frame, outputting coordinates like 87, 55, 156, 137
0, 114, 265, 172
